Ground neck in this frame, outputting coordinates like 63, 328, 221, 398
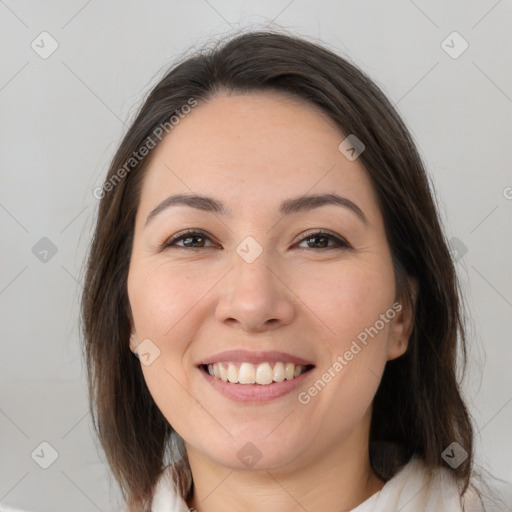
185, 411, 384, 512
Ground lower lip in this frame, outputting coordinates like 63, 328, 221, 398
199, 367, 314, 403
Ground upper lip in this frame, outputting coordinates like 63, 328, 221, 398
197, 350, 315, 367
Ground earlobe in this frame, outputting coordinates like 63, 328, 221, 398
387, 276, 419, 361
129, 331, 137, 352
387, 337, 407, 361
129, 333, 141, 360
128, 311, 137, 352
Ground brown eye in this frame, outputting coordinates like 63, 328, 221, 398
296, 231, 350, 250
161, 229, 350, 251
163, 230, 216, 249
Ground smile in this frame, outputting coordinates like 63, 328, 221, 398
197, 349, 315, 401
201, 361, 314, 385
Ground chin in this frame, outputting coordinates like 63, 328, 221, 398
198, 433, 307, 472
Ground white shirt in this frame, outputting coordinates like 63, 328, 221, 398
145, 456, 508, 512
0, 457, 508, 512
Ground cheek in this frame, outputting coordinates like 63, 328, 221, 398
297, 258, 396, 348
127, 260, 202, 338
128, 263, 206, 432
127, 261, 210, 394
294, 264, 395, 442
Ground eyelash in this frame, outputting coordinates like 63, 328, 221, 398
161, 229, 351, 251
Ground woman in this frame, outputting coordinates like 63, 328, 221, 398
81, 30, 504, 511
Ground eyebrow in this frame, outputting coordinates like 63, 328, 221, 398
145, 192, 368, 227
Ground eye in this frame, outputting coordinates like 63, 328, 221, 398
162, 229, 216, 250
161, 229, 351, 251
295, 230, 350, 250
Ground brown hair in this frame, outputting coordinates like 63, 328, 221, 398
81, 29, 483, 510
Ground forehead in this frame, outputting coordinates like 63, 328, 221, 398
137, 91, 380, 222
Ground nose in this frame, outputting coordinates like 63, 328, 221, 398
215, 252, 296, 333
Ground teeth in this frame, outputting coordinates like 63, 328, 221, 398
273, 362, 285, 382
256, 362, 273, 385
218, 362, 228, 382
227, 363, 238, 383
238, 362, 256, 384
206, 361, 308, 385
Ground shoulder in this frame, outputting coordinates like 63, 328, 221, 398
150, 462, 192, 512
369, 456, 463, 511
117, 460, 192, 512
389, 457, 512, 512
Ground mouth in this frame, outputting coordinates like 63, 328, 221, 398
199, 361, 315, 385
196, 350, 315, 402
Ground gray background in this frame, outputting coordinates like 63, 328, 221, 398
1, 1, 511, 511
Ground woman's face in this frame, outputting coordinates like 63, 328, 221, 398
127, 91, 413, 473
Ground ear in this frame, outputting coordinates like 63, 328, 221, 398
128, 313, 138, 352
126, 303, 138, 352
129, 331, 138, 353
387, 275, 419, 361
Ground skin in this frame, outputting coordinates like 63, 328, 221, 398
127, 91, 417, 512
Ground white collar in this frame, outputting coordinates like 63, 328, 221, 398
150, 456, 469, 512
